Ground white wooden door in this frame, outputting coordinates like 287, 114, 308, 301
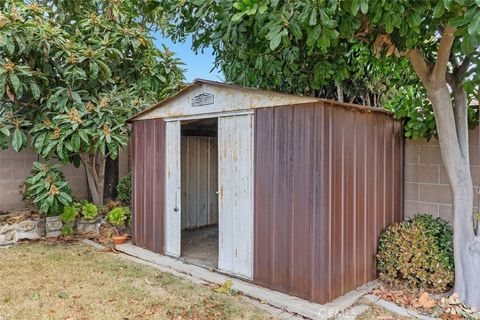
164, 121, 181, 257
218, 114, 254, 279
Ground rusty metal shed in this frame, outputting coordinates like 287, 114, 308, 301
128, 79, 404, 304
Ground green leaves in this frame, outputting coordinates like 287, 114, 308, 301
468, 9, 480, 35
0, 0, 184, 205
12, 128, 27, 151
9, 73, 20, 93
350, 0, 360, 16
309, 8, 317, 26
231, 12, 245, 22
360, 0, 369, 14
23, 161, 73, 216
377, 214, 454, 292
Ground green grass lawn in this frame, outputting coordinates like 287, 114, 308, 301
0, 242, 272, 320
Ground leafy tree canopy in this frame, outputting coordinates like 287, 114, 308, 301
162, 0, 480, 140
0, 0, 184, 204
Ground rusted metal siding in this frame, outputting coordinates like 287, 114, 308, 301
181, 136, 218, 229
254, 102, 403, 304
131, 119, 165, 254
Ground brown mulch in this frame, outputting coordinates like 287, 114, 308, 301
0, 209, 40, 225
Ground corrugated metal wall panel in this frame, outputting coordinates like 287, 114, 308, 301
181, 136, 218, 229
131, 119, 165, 254
254, 102, 403, 304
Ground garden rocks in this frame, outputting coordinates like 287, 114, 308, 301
76, 217, 101, 234
0, 219, 41, 246
45, 216, 63, 238
14, 220, 40, 242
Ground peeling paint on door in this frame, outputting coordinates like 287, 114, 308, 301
218, 114, 254, 279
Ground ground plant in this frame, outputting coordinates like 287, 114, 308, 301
107, 206, 131, 235
377, 214, 454, 292
60, 205, 79, 236
23, 162, 73, 216
81, 202, 99, 220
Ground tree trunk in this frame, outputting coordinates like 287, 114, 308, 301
80, 152, 106, 206
336, 83, 344, 102
103, 156, 119, 202
427, 84, 480, 308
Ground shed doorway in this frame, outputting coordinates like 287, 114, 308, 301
180, 118, 219, 269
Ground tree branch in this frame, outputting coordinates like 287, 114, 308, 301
432, 24, 456, 81
452, 83, 469, 162
457, 57, 471, 79
447, 57, 471, 162
404, 48, 432, 85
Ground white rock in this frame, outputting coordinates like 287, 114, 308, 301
45, 216, 62, 231
17, 220, 37, 232
0, 224, 15, 235
5, 231, 15, 242
15, 230, 40, 241
45, 230, 61, 238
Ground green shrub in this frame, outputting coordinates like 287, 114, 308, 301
60, 206, 79, 236
60, 206, 79, 223
24, 162, 73, 216
377, 214, 454, 292
81, 202, 98, 220
107, 206, 131, 235
117, 172, 131, 205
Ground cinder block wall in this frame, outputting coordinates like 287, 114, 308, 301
0, 145, 131, 212
404, 127, 480, 224
0, 147, 88, 211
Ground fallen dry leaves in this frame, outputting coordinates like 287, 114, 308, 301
438, 293, 477, 319
411, 291, 437, 309
373, 286, 480, 319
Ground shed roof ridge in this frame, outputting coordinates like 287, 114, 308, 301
127, 79, 392, 122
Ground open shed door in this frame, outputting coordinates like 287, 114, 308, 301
218, 114, 254, 279
164, 120, 181, 257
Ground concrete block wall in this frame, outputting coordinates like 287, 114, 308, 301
0, 147, 88, 211
404, 126, 480, 224
0, 144, 131, 212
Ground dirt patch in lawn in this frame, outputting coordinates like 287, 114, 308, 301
0, 242, 272, 320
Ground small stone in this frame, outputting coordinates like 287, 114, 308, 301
45, 216, 62, 232
0, 234, 6, 243
36, 219, 46, 237
15, 230, 39, 241
45, 230, 61, 238
0, 241, 14, 248
17, 220, 37, 232
0, 224, 15, 235
5, 231, 15, 242
76, 219, 99, 234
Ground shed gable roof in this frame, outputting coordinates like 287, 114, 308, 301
128, 79, 319, 121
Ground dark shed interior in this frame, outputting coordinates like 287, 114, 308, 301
180, 119, 219, 268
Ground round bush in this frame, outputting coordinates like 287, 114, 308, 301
377, 214, 454, 292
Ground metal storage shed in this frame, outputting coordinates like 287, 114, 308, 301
128, 79, 404, 304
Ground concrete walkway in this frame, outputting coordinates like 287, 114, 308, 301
111, 242, 375, 320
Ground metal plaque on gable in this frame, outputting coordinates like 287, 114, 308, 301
191, 92, 214, 107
